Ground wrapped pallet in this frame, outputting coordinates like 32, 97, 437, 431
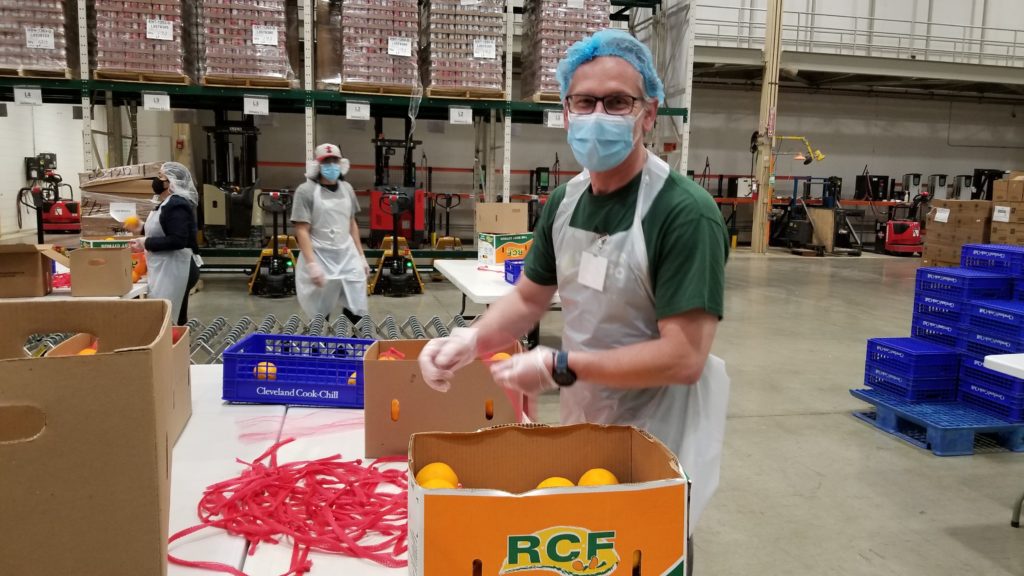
0, 1, 74, 78
92, 0, 196, 83
923, 199, 993, 267
199, 0, 298, 88
421, 0, 505, 99
521, 0, 609, 102
340, 0, 419, 94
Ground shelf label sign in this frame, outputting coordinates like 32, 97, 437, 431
993, 205, 1012, 223
473, 38, 497, 59
346, 101, 370, 120
146, 19, 174, 41
388, 37, 413, 57
934, 207, 950, 224
449, 106, 473, 125
25, 28, 55, 50
253, 25, 279, 46
567, 0, 585, 8
244, 95, 270, 116
143, 92, 170, 111
109, 203, 137, 222
545, 110, 564, 128
460, 0, 482, 5
15, 86, 42, 106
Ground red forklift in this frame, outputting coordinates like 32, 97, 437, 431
16, 154, 81, 236
875, 190, 930, 255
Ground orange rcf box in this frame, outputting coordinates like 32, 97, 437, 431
408, 424, 689, 576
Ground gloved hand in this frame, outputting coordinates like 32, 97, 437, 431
418, 327, 479, 392
490, 346, 558, 397
362, 256, 371, 277
305, 260, 326, 288
129, 238, 145, 253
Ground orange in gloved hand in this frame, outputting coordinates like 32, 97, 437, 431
415, 462, 459, 488
536, 476, 575, 489
254, 361, 277, 380
488, 352, 512, 362
578, 468, 619, 486
124, 215, 140, 229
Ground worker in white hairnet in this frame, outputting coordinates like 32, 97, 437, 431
291, 143, 369, 323
418, 30, 730, 568
129, 161, 201, 325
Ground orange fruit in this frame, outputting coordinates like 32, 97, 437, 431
489, 352, 512, 361
254, 361, 277, 380
124, 215, 139, 229
416, 462, 459, 488
536, 476, 575, 489
77, 348, 97, 356
578, 468, 619, 486
420, 477, 456, 490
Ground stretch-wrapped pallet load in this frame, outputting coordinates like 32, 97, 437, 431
341, 0, 419, 94
199, 0, 297, 88
521, 0, 609, 102
315, 0, 342, 89
421, 0, 505, 99
0, 1, 72, 78
92, 0, 195, 83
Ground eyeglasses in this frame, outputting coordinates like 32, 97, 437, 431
564, 94, 642, 116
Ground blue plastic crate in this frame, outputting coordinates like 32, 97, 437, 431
864, 362, 957, 402
960, 330, 1024, 357
866, 337, 959, 379
968, 300, 1024, 341
960, 244, 1024, 276
913, 293, 970, 325
959, 384, 1024, 423
222, 333, 373, 407
959, 355, 1024, 397
911, 314, 962, 349
915, 267, 1013, 301
504, 259, 525, 285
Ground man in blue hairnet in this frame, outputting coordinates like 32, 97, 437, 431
420, 29, 729, 559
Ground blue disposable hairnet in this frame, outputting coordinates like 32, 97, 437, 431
556, 29, 665, 105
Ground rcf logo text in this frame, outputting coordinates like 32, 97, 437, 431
500, 527, 618, 576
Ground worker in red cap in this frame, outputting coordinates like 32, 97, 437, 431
291, 143, 369, 323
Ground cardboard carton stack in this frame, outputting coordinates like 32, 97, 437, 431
199, 0, 296, 86
476, 203, 533, 267
0, 1, 71, 75
520, 0, 609, 101
78, 162, 163, 239
420, 0, 505, 97
990, 172, 1024, 245
92, 0, 196, 80
923, 199, 993, 267
340, 0, 419, 92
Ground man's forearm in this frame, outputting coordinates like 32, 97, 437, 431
473, 284, 554, 356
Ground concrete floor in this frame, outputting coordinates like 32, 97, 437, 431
186, 250, 1023, 575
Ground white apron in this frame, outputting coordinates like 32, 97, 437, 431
554, 151, 730, 529
295, 182, 368, 318
144, 197, 193, 323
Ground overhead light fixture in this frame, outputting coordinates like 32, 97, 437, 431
793, 152, 807, 162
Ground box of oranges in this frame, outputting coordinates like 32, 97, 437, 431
408, 423, 690, 576
363, 339, 526, 458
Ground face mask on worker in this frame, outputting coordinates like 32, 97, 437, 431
320, 163, 342, 183
152, 178, 168, 195
567, 110, 643, 173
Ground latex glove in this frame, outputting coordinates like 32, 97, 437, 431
418, 327, 479, 392
305, 260, 326, 288
490, 346, 558, 397
362, 256, 371, 277
129, 238, 145, 253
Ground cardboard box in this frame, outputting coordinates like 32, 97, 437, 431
408, 424, 689, 576
0, 244, 68, 298
479, 232, 533, 266
476, 202, 529, 234
169, 326, 193, 444
990, 222, 1024, 245
363, 340, 525, 458
0, 300, 174, 576
993, 178, 1024, 203
70, 247, 133, 297
78, 163, 162, 239
922, 243, 961, 265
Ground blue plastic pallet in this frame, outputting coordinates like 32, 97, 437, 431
959, 385, 1024, 423
968, 300, 1024, 341
915, 267, 1013, 301
911, 314, 961, 349
222, 334, 373, 408
866, 337, 959, 379
961, 244, 1024, 276
851, 388, 1024, 456
913, 293, 971, 325
960, 355, 1024, 397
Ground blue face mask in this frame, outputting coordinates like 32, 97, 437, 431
567, 112, 639, 172
320, 163, 342, 182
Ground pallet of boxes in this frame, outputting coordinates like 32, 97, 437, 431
339, 0, 419, 95
91, 0, 196, 84
198, 0, 298, 88
0, 1, 76, 79
521, 0, 610, 102
923, 198, 993, 267
420, 0, 506, 100
990, 172, 1024, 247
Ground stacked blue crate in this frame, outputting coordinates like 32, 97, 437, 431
960, 300, 1024, 422
961, 243, 1024, 302
864, 338, 959, 402
911, 267, 1012, 348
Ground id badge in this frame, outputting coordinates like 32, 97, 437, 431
579, 251, 608, 292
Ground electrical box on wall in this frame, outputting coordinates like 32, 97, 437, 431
24, 153, 57, 180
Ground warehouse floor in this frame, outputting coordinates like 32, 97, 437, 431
188, 251, 1021, 574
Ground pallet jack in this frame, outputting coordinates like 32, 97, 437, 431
16, 154, 81, 235
369, 186, 425, 297
874, 191, 929, 256
248, 189, 297, 297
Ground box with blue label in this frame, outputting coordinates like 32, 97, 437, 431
478, 233, 533, 266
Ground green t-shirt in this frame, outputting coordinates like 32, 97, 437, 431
524, 170, 729, 319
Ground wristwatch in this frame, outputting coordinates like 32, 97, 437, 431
551, 350, 577, 387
